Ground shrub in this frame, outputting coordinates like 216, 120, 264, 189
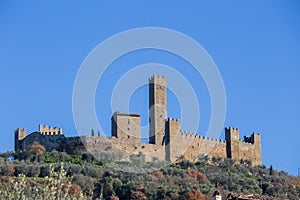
29, 142, 46, 156
0, 163, 92, 199
0, 163, 15, 176
72, 174, 95, 194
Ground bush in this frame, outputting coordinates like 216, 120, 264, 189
72, 174, 95, 194
66, 164, 82, 176
39, 165, 50, 177
0, 163, 15, 176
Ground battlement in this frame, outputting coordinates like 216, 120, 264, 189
15, 128, 27, 141
179, 131, 226, 143
149, 74, 166, 81
243, 133, 260, 144
166, 118, 180, 122
225, 127, 239, 131
38, 124, 63, 135
16, 128, 27, 136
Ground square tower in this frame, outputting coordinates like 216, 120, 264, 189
225, 127, 240, 160
165, 118, 181, 162
149, 75, 167, 145
14, 128, 27, 151
111, 111, 141, 143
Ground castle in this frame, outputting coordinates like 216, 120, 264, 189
15, 75, 262, 165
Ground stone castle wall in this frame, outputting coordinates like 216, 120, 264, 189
38, 124, 62, 135
225, 127, 262, 165
16, 132, 65, 152
14, 75, 262, 166
165, 118, 227, 163
14, 123, 262, 165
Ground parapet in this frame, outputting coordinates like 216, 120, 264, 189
149, 75, 167, 85
15, 128, 27, 140
38, 124, 63, 135
179, 130, 226, 143
16, 128, 27, 135
225, 127, 239, 131
113, 111, 140, 118
166, 118, 180, 122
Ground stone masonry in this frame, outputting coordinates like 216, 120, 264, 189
14, 75, 262, 166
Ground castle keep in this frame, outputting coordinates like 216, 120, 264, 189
15, 75, 262, 165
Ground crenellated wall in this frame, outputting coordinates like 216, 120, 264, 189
165, 118, 227, 163
225, 127, 262, 165
14, 75, 262, 166
38, 124, 62, 135
14, 122, 262, 166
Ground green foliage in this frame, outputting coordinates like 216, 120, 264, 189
71, 156, 83, 164
0, 151, 299, 199
72, 174, 95, 194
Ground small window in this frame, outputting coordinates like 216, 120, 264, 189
127, 127, 130, 131
160, 115, 162, 118
128, 119, 130, 124
128, 135, 130, 139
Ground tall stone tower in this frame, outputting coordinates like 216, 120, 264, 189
165, 118, 180, 162
225, 127, 240, 160
149, 75, 167, 145
14, 128, 27, 151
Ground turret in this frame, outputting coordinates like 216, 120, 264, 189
225, 127, 240, 160
165, 118, 180, 162
14, 128, 27, 151
149, 75, 167, 145
252, 133, 262, 165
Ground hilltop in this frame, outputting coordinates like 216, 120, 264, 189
0, 147, 299, 199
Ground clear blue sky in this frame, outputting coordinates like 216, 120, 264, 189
0, 1, 299, 175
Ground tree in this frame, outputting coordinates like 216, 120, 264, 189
109, 195, 120, 200
184, 169, 206, 183
72, 174, 95, 194
29, 142, 46, 156
1, 163, 15, 176
176, 155, 185, 162
130, 190, 147, 200
63, 183, 82, 196
198, 154, 209, 163
180, 189, 205, 200
82, 152, 93, 162
269, 165, 274, 175
113, 150, 124, 162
